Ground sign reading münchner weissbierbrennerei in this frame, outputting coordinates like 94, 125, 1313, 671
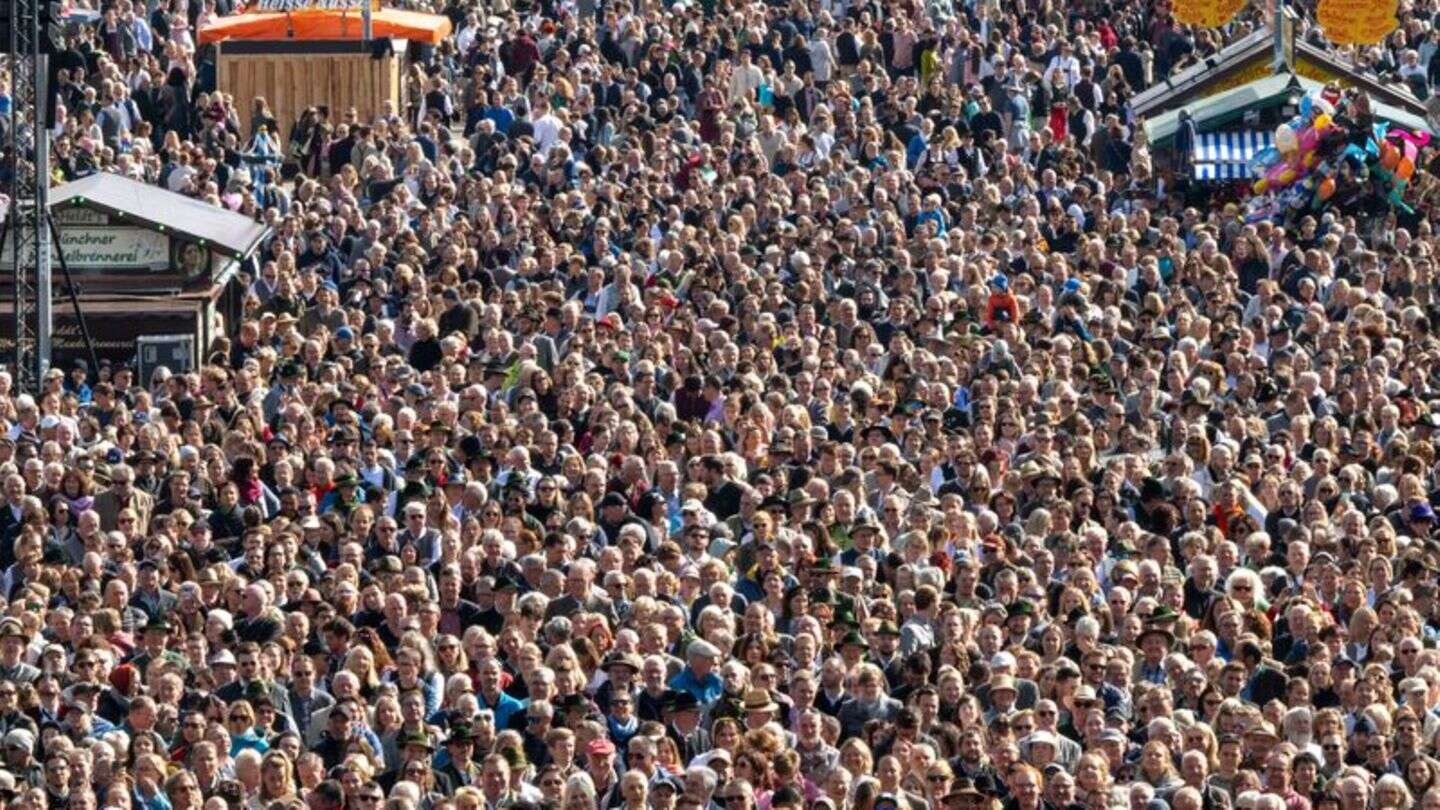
2, 227, 170, 271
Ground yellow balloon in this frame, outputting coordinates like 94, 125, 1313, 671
1313, 114, 1332, 130
1254, 179, 1269, 194
1278, 168, 1297, 185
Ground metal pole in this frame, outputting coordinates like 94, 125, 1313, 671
33, 52, 49, 380
362, 0, 372, 40
46, 210, 97, 377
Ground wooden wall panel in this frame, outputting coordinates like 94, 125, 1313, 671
220, 48, 406, 144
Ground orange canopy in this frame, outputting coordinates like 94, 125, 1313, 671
198, 7, 452, 45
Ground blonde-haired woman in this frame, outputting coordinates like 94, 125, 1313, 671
259, 750, 297, 804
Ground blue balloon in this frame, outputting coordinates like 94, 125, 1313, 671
1300, 95, 1313, 120
1248, 146, 1282, 177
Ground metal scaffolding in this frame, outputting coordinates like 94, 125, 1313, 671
1, 0, 51, 393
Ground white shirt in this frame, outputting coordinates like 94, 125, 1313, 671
532, 112, 562, 155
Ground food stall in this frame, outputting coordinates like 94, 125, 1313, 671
199, 0, 453, 135
0, 173, 271, 370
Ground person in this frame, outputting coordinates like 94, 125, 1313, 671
7, 1, 1440, 810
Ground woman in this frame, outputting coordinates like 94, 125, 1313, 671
1377, 774, 1415, 810
1139, 741, 1184, 793
1407, 758, 1440, 799
226, 701, 270, 757
258, 751, 297, 805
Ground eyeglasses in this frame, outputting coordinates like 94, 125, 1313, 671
928, 775, 950, 782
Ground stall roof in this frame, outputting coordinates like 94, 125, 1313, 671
1132, 22, 1426, 122
1145, 74, 1430, 146
51, 173, 269, 259
198, 7, 451, 45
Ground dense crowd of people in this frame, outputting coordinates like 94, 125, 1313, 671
7, 0, 1440, 810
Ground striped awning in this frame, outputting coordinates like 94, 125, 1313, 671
1192, 130, 1274, 180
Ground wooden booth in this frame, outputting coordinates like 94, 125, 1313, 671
199, 1, 453, 136
0, 173, 271, 378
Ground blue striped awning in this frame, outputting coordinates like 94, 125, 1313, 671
1193, 130, 1274, 180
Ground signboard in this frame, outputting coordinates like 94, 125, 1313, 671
1173, 0, 1245, 29
2, 226, 170, 272
136, 334, 196, 386
0, 307, 200, 366
1318, 0, 1398, 44
249, 0, 379, 11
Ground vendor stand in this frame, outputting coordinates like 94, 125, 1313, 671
0, 173, 271, 370
199, 0, 452, 136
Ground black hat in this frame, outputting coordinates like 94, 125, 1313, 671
663, 690, 700, 713
446, 724, 478, 745
599, 492, 628, 509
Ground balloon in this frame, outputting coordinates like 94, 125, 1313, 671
1277, 167, 1297, 185
1314, 97, 1335, 116
1381, 142, 1401, 171
1248, 146, 1282, 177
1298, 128, 1322, 153
1275, 125, 1299, 154
1318, 177, 1336, 200
1253, 179, 1270, 194
1313, 114, 1332, 131
1301, 95, 1314, 120
1398, 157, 1415, 181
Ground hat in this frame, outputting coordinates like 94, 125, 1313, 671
1410, 503, 1437, 523
3, 729, 33, 752
1246, 721, 1279, 740
852, 514, 881, 534
1022, 730, 1060, 750
599, 492, 628, 509
989, 675, 1018, 695
741, 688, 778, 714
445, 724, 478, 745
840, 629, 870, 650
586, 738, 617, 757
944, 779, 985, 803
875, 621, 902, 638
209, 649, 237, 667
143, 615, 172, 633
398, 730, 435, 751
1137, 619, 1175, 647
687, 640, 721, 659
663, 690, 701, 713
653, 776, 684, 795
0, 619, 25, 640
1073, 685, 1100, 706
603, 652, 643, 672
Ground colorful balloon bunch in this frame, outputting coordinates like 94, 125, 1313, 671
1243, 92, 1432, 221
1248, 95, 1336, 195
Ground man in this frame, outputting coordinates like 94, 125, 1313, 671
479, 753, 516, 808
91, 465, 153, 533
668, 641, 723, 708
216, 642, 293, 717
661, 690, 709, 766
838, 664, 901, 740
476, 657, 524, 729
546, 559, 619, 625
0, 621, 37, 685
235, 585, 283, 644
